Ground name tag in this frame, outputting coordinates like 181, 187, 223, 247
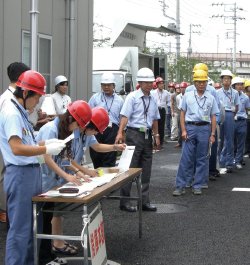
202, 116, 209, 121
37, 155, 44, 165
108, 122, 112, 128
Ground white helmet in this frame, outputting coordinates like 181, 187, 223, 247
208, 77, 214, 87
220, 70, 233, 78
232, 77, 244, 86
55, 75, 68, 87
101, 72, 116, 84
136, 68, 155, 82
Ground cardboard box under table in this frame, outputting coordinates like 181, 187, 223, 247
32, 168, 142, 265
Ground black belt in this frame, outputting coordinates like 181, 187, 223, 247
127, 126, 152, 133
186, 121, 210, 126
236, 117, 246, 121
225, 110, 233, 112
6, 163, 40, 167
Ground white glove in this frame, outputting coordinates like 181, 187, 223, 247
45, 138, 65, 145
234, 116, 238, 121
45, 143, 66, 155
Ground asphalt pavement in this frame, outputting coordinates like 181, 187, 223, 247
1, 140, 250, 265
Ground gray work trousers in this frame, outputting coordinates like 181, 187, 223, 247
120, 128, 152, 207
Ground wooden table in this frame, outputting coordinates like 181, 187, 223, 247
32, 168, 142, 265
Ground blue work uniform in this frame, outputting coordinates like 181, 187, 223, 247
186, 84, 222, 183
217, 87, 240, 168
88, 92, 124, 168
119, 89, 160, 207
174, 90, 219, 189
234, 92, 250, 166
36, 117, 70, 192
71, 131, 97, 165
0, 98, 42, 265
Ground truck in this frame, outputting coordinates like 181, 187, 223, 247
92, 19, 182, 97
92, 46, 154, 98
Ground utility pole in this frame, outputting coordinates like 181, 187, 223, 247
212, 2, 245, 73
187, 24, 201, 59
176, 0, 180, 82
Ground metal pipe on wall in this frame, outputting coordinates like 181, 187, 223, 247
30, 0, 39, 71
69, 0, 76, 101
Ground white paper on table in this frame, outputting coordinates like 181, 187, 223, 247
118, 146, 135, 169
41, 96, 57, 116
63, 132, 74, 144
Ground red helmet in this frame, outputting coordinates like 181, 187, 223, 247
16, 70, 46, 95
214, 83, 222, 89
175, 84, 180, 89
180, 82, 188, 88
168, 82, 175, 87
91, 107, 109, 134
136, 84, 140, 90
67, 100, 92, 130
153, 82, 157, 89
186, 82, 190, 86
155, 77, 165, 84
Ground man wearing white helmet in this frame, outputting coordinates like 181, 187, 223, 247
217, 70, 240, 173
115, 67, 160, 212
232, 77, 250, 169
51, 75, 72, 115
88, 72, 124, 168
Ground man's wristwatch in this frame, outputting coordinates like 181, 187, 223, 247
211, 133, 216, 136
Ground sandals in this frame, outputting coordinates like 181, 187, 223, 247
52, 245, 78, 255
65, 242, 78, 251
46, 257, 67, 265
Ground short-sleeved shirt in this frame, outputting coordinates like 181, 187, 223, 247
180, 90, 219, 123
151, 89, 170, 111
176, 93, 184, 110
0, 86, 15, 112
0, 98, 38, 165
88, 92, 124, 126
120, 88, 160, 128
216, 87, 240, 112
186, 84, 222, 124
51, 92, 72, 115
236, 92, 250, 119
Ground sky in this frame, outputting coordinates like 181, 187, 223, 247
94, 0, 250, 57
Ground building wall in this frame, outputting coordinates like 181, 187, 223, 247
0, 0, 93, 102
0, 0, 93, 169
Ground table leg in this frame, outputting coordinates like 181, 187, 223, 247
33, 202, 38, 265
83, 205, 89, 265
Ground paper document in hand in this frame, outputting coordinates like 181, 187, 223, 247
118, 146, 135, 169
63, 132, 75, 144
41, 96, 56, 115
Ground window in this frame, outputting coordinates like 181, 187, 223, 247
22, 31, 52, 93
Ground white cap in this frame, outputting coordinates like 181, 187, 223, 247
101, 72, 116, 84
54, 75, 68, 87
220, 70, 233, 78
136, 68, 155, 82
232, 77, 244, 86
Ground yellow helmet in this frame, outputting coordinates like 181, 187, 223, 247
193, 70, 208, 81
232, 74, 235, 79
192, 63, 208, 74
243, 78, 247, 84
245, 80, 250, 88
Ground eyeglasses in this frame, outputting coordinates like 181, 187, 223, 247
101, 83, 113, 87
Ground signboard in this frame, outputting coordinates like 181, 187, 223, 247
88, 210, 107, 265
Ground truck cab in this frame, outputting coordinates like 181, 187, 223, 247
92, 70, 134, 99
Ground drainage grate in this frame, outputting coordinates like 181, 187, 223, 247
153, 203, 188, 214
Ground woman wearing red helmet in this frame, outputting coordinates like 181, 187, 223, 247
0, 70, 66, 265
37, 100, 93, 262
37, 105, 126, 264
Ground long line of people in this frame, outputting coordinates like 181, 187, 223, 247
1, 61, 250, 265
